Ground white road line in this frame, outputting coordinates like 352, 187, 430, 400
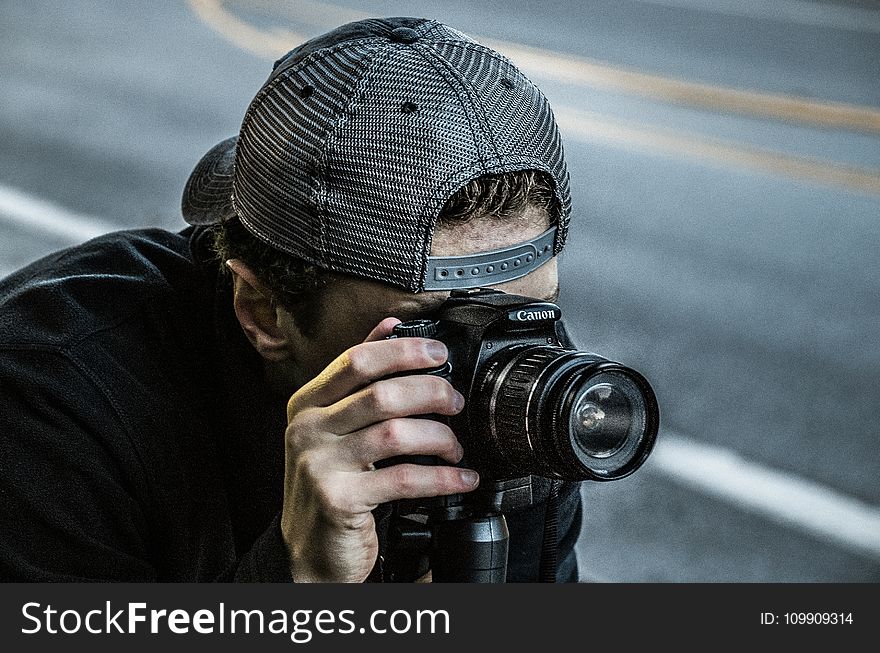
0, 184, 120, 243
652, 432, 880, 560
3, 184, 879, 561
632, 0, 880, 33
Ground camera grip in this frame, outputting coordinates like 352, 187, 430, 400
375, 320, 454, 470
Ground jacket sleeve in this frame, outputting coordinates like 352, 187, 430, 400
0, 347, 157, 581
229, 512, 294, 582
0, 347, 296, 582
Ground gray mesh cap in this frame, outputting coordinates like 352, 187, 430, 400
182, 17, 572, 292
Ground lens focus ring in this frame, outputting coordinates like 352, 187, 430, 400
490, 347, 571, 476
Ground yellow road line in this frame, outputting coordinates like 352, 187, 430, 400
189, 0, 304, 56
191, 0, 880, 135
232, 0, 370, 28
189, 0, 880, 195
555, 106, 880, 195
487, 38, 880, 136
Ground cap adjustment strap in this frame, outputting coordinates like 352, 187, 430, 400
424, 226, 556, 290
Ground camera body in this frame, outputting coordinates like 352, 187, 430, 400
391, 288, 659, 482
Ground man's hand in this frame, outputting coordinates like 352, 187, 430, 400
280, 317, 479, 582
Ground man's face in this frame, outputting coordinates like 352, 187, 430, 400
279, 205, 559, 388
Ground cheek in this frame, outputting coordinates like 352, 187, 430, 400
303, 315, 363, 370
297, 302, 387, 377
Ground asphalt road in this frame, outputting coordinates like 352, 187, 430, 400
1, 0, 878, 582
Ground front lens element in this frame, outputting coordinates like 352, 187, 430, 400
569, 374, 644, 459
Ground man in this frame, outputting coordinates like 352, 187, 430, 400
0, 17, 581, 582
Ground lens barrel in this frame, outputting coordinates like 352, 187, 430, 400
473, 346, 659, 480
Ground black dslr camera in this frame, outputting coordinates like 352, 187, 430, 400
390, 287, 659, 482
382, 288, 659, 582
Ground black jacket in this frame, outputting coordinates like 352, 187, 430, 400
0, 227, 582, 582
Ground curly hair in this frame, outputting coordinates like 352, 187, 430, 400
213, 169, 558, 336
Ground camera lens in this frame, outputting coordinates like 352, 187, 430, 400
472, 346, 658, 481
570, 374, 643, 459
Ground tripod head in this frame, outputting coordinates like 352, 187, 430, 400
383, 476, 538, 583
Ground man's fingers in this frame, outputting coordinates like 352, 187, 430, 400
322, 375, 464, 435
362, 317, 402, 343
360, 463, 480, 507
341, 418, 464, 467
288, 336, 451, 418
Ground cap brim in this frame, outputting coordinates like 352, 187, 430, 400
181, 136, 238, 226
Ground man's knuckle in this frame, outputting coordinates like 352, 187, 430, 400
293, 406, 319, 427
368, 382, 395, 412
286, 395, 300, 418
321, 484, 347, 513
344, 347, 371, 380
317, 481, 353, 515
294, 449, 323, 478
440, 467, 461, 494
313, 484, 335, 512
379, 420, 404, 449
391, 466, 417, 493
285, 426, 308, 452
286, 411, 320, 446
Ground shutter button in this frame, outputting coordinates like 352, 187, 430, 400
389, 27, 420, 43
